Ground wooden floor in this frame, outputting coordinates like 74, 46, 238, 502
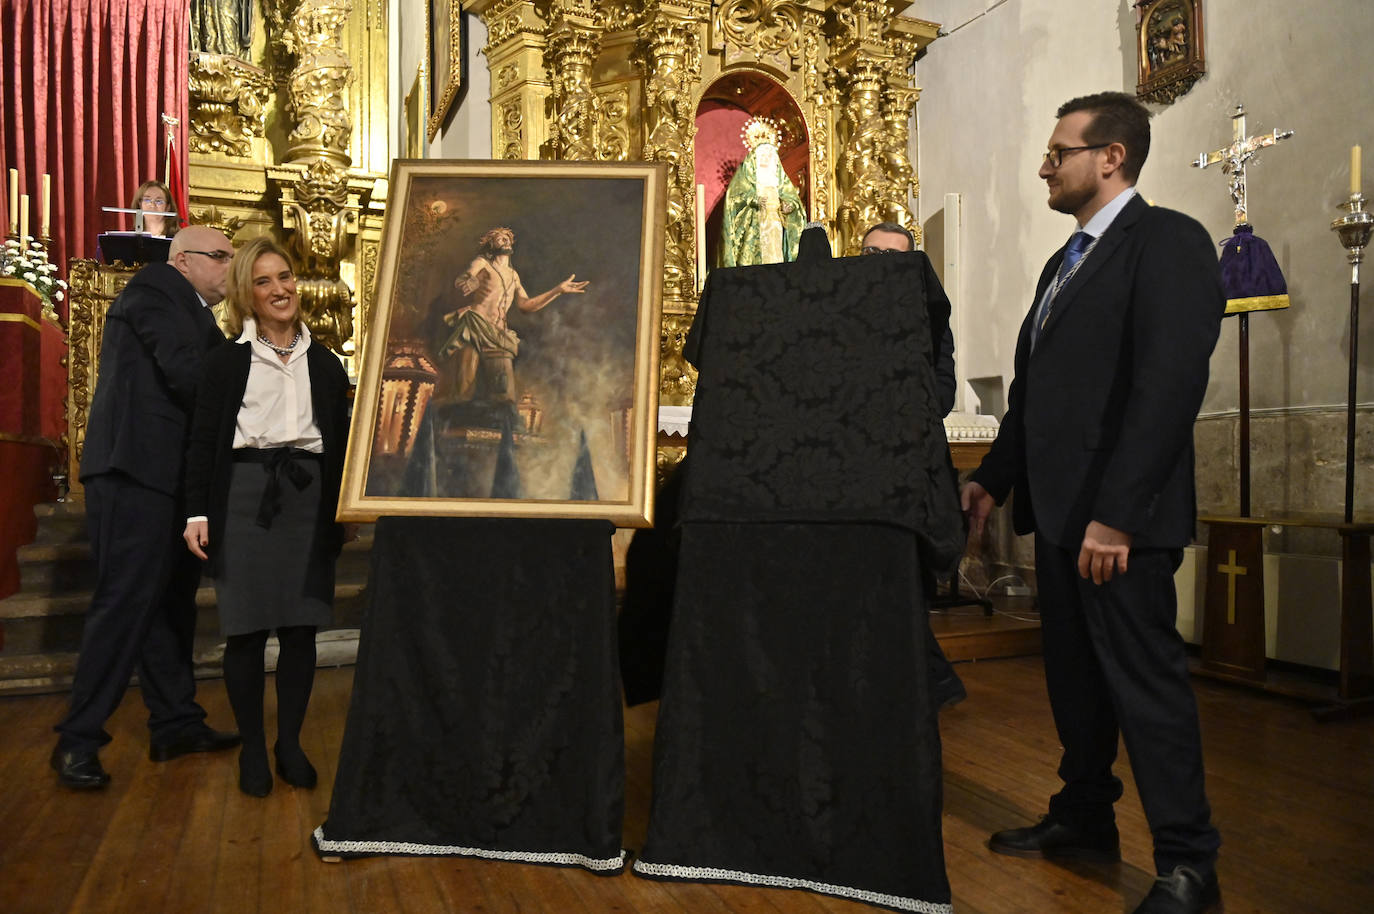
2, 657, 1370, 914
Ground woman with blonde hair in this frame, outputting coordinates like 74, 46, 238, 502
130, 180, 176, 236
183, 236, 352, 796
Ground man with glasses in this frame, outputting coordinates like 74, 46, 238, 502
52, 226, 240, 789
960, 92, 1224, 914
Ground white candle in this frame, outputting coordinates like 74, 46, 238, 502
7, 168, 16, 233
1353, 145, 1363, 197
40, 173, 51, 237
19, 194, 29, 241
695, 183, 706, 293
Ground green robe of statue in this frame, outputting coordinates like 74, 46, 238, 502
721, 144, 806, 267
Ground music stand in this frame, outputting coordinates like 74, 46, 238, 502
97, 206, 178, 264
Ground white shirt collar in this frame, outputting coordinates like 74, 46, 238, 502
195, 292, 210, 309
1079, 186, 1137, 238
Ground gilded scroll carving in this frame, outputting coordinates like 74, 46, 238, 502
500, 101, 526, 158
716, 0, 805, 60
188, 53, 274, 158
597, 87, 632, 160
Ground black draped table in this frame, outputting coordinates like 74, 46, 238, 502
313, 516, 626, 873
633, 253, 963, 912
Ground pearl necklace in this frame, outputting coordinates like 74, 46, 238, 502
258, 328, 302, 357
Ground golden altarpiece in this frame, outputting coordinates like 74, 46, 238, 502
64, 0, 938, 489
65, 0, 390, 493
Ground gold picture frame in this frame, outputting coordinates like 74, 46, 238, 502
337, 159, 668, 526
1134, 0, 1206, 105
426, 0, 463, 141
404, 63, 427, 159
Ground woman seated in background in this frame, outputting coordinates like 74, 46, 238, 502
131, 180, 176, 236
183, 236, 352, 797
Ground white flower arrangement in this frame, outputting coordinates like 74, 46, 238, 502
0, 236, 67, 305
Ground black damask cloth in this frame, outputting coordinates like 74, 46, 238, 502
313, 517, 626, 874
680, 253, 963, 570
634, 255, 961, 912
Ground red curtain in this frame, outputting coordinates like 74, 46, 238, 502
0, 0, 189, 318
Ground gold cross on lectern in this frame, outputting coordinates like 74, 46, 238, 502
1216, 549, 1248, 624
1192, 104, 1294, 227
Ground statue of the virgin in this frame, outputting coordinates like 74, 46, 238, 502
721, 117, 806, 267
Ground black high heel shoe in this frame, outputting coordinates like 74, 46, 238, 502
274, 741, 318, 789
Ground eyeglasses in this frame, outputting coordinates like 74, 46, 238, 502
140, 196, 168, 207
184, 249, 233, 263
860, 246, 905, 256
1041, 143, 1109, 168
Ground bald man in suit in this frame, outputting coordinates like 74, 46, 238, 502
53, 226, 241, 789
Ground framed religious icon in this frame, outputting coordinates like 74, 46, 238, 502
337, 160, 668, 526
426, 0, 464, 140
1134, 0, 1206, 104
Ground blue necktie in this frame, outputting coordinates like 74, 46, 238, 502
1058, 231, 1092, 279
1033, 231, 1092, 347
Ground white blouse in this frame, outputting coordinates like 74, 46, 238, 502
233, 316, 324, 453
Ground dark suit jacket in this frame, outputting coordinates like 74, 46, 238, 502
80, 263, 227, 494
183, 339, 353, 577
970, 194, 1224, 550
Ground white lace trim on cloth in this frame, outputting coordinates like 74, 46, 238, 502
632, 860, 953, 913
311, 827, 627, 872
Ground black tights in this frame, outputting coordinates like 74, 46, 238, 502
222, 626, 317, 753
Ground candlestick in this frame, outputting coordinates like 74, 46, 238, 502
40, 173, 51, 237
18, 194, 28, 241
1353, 145, 1363, 197
695, 183, 706, 294
7, 168, 16, 233
1332, 188, 1372, 523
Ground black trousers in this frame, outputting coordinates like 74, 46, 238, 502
55, 472, 207, 753
1035, 533, 1220, 875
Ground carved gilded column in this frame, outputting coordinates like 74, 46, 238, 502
542, 2, 605, 160
638, 2, 706, 405
878, 83, 920, 236
801, 10, 832, 224
828, 2, 936, 253
830, 1, 896, 254
265, 0, 363, 353
471, 0, 552, 160
639, 3, 703, 306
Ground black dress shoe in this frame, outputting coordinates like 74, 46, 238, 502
274, 742, 318, 789
50, 746, 111, 790
149, 726, 241, 762
988, 816, 1121, 862
1133, 865, 1221, 913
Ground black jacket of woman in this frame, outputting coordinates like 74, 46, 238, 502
184, 338, 352, 578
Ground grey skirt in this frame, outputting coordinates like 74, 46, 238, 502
213, 450, 335, 637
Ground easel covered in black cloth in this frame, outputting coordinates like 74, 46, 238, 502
312, 516, 627, 872
633, 253, 963, 912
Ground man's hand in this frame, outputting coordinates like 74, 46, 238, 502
960, 481, 995, 537
184, 520, 209, 561
1077, 520, 1132, 585
556, 274, 589, 295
